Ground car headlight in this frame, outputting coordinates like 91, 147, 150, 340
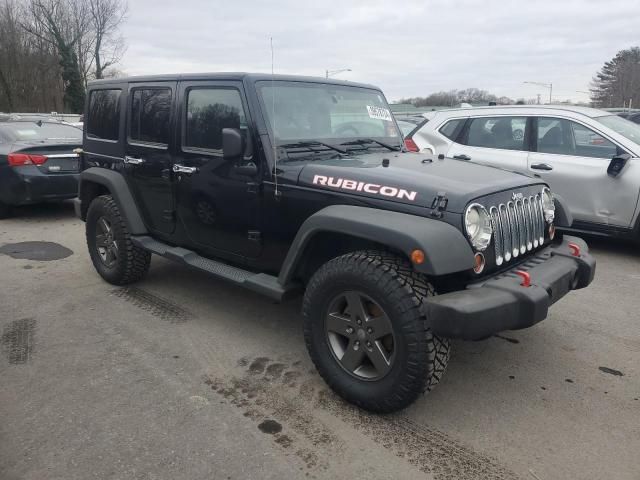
541, 187, 555, 224
464, 203, 493, 251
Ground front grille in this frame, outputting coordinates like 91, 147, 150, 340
489, 194, 546, 266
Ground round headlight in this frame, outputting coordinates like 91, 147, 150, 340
541, 187, 555, 224
464, 203, 493, 251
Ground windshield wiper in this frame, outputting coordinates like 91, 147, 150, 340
340, 138, 401, 152
279, 141, 347, 154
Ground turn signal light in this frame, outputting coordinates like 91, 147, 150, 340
404, 138, 419, 152
473, 252, 485, 274
410, 249, 425, 265
8, 153, 48, 166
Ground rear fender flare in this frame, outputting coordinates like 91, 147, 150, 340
278, 205, 474, 285
79, 167, 147, 234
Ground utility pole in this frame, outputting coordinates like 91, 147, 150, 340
524, 81, 553, 104
536, 94, 541, 105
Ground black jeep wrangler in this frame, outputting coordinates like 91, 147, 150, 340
75, 73, 595, 412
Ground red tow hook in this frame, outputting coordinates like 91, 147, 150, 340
568, 242, 581, 257
514, 270, 531, 287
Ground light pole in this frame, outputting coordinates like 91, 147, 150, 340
326, 68, 352, 78
524, 81, 553, 104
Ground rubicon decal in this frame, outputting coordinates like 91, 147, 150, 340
312, 175, 418, 201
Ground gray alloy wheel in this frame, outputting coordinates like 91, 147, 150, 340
325, 290, 395, 380
95, 216, 119, 268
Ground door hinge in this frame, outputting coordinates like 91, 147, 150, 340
430, 192, 448, 218
162, 209, 175, 222
248, 230, 261, 243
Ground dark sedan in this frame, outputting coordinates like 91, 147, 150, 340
0, 121, 82, 218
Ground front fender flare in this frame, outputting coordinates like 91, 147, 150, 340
79, 167, 147, 234
278, 205, 474, 285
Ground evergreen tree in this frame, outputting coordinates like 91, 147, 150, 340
591, 47, 640, 108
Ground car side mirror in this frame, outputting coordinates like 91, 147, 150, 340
607, 153, 631, 177
222, 128, 244, 159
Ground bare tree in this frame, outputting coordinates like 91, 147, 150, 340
20, 0, 88, 112
0, 0, 64, 112
88, 0, 127, 80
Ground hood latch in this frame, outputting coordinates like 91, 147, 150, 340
430, 192, 448, 218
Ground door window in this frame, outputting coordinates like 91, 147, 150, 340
537, 117, 617, 158
464, 117, 526, 150
184, 88, 246, 152
86, 89, 121, 141
128, 88, 172, 146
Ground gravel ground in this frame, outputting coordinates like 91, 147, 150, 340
1, 202, 638, 480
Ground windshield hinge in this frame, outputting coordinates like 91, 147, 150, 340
248, 230, 261, 243
430, 192, 448, 218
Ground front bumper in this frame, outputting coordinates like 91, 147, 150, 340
424, 236, 595, 340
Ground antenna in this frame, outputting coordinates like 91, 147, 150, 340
271, 37, 280, 197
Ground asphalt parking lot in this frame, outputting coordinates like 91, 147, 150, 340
0, 202, 638, 480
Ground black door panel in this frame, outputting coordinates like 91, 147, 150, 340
124, 82, 176, 235
174, 81, 259, 259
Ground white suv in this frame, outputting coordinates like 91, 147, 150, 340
410, 105, 640, 239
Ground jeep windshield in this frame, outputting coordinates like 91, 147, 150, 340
256, 81, 402, 152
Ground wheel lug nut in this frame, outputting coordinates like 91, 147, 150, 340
366, 341, 372, 348
354, 341, 360, 349
367, 327, 373, 334
357, 319, 362, 325
346, 327, 354, 334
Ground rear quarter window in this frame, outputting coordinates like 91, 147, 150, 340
87, 89, 121, 141
439, 118, 464, 140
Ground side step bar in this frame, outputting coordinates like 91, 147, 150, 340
131, 236, 300, 302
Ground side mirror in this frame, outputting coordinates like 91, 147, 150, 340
222, 128, 244, 159
607, 153, 631, 177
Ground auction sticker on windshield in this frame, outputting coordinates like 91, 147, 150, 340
367, 106, 392, 122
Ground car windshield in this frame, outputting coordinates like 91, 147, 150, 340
1, 122, 82, 142
596, 115, 640, 145
256, 81, 401, 148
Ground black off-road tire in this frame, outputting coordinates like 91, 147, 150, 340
86, 195, 151, 285
0, 201, 10, 219
303, 250, 450, 413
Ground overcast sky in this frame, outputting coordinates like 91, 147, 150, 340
119, 0, 639, 103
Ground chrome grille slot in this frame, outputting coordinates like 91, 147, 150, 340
490, 193, 547, 267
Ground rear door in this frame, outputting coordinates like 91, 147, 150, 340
446, 115, 530, 172
528, 116, 637, 227
124, 82, 176, 235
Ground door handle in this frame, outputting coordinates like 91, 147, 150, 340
124, 156, 145, 165
530, 163, 553, 171
453, 154, 471, 160
172, 164, 198, 174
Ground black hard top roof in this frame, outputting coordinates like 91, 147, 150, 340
88, 72, 381, 91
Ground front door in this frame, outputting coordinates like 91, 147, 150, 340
173, 81, 259, 260
528, 116, 637, 227
124, 82, 176, 235
446, 116, 530, 172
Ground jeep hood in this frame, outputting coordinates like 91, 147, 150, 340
294, 152, 544, 213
